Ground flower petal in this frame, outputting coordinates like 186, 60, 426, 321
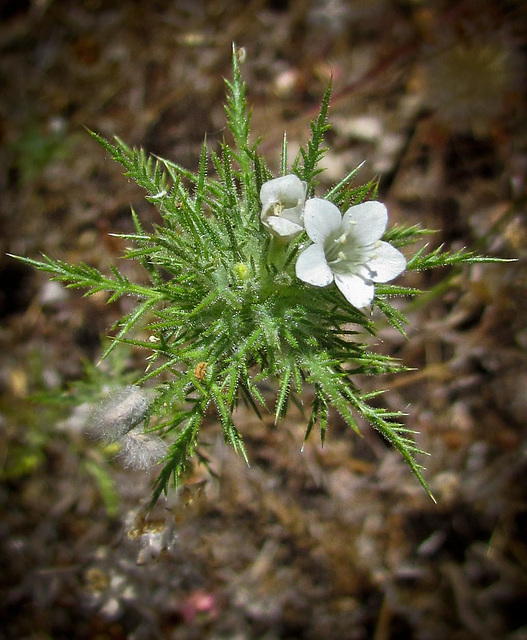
367, 241, 406, 282
303, 198, 342, 243
334, 273, 375, 308
281, 203, 305, 225
265, 216, 304, 239
342, 201, 387, 245
296, 243, 334, 287
260, 174, 306, 208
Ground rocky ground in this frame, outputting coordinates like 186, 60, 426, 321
1, 1, 526, 639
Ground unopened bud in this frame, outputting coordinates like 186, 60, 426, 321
233, 262, 251, 281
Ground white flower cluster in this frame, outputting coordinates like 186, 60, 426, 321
260, 175, 406, 309
89, 385, 167, 470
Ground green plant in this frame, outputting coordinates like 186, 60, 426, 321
12, 47, 507, 506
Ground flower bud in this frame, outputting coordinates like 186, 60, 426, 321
89, 386, 149, 442
232, 262, 251, 281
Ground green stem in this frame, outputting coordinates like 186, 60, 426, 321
266, 235, 288, 271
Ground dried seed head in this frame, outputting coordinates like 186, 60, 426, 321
421, 38, 518, 136
118, 427, 168, 470
194, 361, 208, 381
89, 385, 150, 442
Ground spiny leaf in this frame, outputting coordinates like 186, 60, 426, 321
407, 244, 510, 271
295, 80, 332, 188
275, 364, 292, 423
150, 415, 200, 508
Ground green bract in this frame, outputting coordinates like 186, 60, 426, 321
14, 47, 507, 506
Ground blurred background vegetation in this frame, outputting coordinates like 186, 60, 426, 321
1, 1, 526, 638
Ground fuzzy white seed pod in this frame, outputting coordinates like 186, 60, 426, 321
89, 385, 150, 442
117, 427, 168, 471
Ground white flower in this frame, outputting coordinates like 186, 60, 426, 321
295, 198, 406, 308
260, 174, 307, 239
